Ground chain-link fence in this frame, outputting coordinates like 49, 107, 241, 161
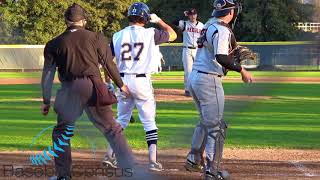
0, 43, 319, 71
160, 43, 320, 71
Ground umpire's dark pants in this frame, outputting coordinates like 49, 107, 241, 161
52, 77, 134, 177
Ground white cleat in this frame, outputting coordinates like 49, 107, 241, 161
102, 156, 118, 169
149, 161, 164, 172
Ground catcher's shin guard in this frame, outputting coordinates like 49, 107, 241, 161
185, 122, 206, 172
206, 119, 228, 174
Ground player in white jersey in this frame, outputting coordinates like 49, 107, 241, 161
102, 2, 177, 171
173, 8, 204, 96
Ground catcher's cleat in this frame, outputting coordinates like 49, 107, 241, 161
102, 156, 118, 169
149, 161, 164, 172
130, 116, 135, 123
185, 159, 204, 172
204, 170, 230, 180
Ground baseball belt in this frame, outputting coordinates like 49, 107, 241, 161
120, 73, 146, 78
197, 70, 222, 78
183, 46, 197, 49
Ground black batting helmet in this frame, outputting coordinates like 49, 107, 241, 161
127, 2, 151, 24
212, 0, 242, 17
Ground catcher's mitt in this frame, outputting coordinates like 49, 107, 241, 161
233, 46, 257, 64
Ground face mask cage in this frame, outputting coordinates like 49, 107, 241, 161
230, 2, 242, 29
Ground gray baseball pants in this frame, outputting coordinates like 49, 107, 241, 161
187, 70, 227, 172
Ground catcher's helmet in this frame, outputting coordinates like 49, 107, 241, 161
127, 2, 150, 24
212, 0, 242, 17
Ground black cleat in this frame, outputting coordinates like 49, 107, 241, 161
185, 90, 192, 97
205, 170, 230, 180
185, 159, 203, 172
130, 116, 135, 123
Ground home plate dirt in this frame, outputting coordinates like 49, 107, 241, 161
0, 149, 319, 180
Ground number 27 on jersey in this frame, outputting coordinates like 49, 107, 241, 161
121, 42, 144, 61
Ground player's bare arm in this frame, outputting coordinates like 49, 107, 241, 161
150, 14, 177, 42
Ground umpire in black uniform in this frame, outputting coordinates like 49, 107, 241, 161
41, 3, 134, 180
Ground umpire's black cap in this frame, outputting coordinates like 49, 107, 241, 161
64, 3, 87, 22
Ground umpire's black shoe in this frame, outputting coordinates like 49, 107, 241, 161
130, 116, 135, 123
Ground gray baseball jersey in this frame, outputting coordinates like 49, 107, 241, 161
192, 18, 232, 75
179, 20, 204, 47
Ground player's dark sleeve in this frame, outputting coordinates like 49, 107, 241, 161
41, 42, 57, 105
154, 29, 170, 45
172, 14, 185, 26
96, 33, 124, 88
215, 54, 242, 72
172, 18, 180, 26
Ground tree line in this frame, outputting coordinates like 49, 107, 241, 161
0, 0, 317, 44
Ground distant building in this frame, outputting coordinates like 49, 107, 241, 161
299, 0, 314, 4
297, 22, 320, 33
297, 0, 320, 32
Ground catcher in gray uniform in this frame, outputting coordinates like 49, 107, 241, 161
184, 0, 256, 180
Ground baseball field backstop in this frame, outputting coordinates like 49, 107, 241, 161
0, 42, 319, 71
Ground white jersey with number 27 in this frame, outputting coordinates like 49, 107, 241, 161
113, 25, 159, 74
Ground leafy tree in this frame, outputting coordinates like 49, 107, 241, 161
147, 0, 315, 41
0, 0, 317, 43
234, 0, 315, 41
0, 0, 135, 44
147, 0, 211, 42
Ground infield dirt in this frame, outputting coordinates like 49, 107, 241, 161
0, 149, 319, 180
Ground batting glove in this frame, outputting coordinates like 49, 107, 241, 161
150, 14, 162, 24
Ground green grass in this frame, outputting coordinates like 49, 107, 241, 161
0, 78, 319, 151
153, 71, 320, 78
161, 41, 314, 46
0, 72, 43, 78
1, 71, 320, 79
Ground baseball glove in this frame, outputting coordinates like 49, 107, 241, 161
233, 46, 257, 64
